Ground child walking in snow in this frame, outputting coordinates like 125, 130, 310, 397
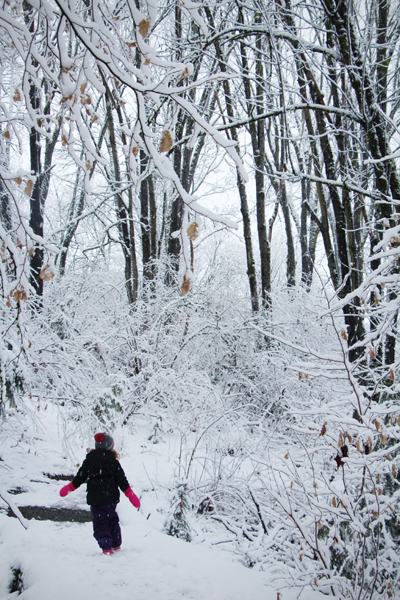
59, 432, 140, 555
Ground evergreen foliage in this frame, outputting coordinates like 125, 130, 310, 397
9, 567, 24, 595
164, 479, 192, 543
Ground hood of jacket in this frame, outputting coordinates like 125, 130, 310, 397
85, 448, 116, 475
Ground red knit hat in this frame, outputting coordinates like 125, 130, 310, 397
94, 432, 114, 450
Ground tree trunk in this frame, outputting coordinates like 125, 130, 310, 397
239, 19, 269, 307
0, 139, 12, 231
140, 151, 152, 281
148, 174, 157, 277
28, 80, 44, 296
205, 5, 259, 313
166, 131, 184, 284
105, 87, 138, 304
279, 176, 296, 287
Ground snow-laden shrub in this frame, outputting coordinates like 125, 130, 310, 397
190, 285, 400, 599
164, 479, 192, 542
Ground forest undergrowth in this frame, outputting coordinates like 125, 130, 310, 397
2, 265, 400, 600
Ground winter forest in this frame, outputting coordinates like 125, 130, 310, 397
1, 0, 400, 598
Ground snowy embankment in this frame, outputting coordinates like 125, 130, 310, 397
0, 404, 324, 600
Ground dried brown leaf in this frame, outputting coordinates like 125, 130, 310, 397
187, 222, 199, 241
14, 176, 22, 185
319, 422, 327, 436
3, 130, 10, 139
13, 287, 27, 303
61, 63, 74, 73
13, 89, 21, 102
139, 18, 150, 38
179, 67, 190, 81
40, 264, 55, 281
180, 275, 190, 296
60, 94, 73, 104
25, 179, 34, 196
159, 130, 173, 153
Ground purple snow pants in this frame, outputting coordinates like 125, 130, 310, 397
90, 504, 122, 551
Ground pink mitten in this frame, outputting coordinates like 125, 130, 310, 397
124, 487, 140, 508
59, 482, 76, 497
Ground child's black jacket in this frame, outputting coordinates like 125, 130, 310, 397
72, 449, 129, 506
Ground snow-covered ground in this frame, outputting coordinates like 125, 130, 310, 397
0, 404, 325, 600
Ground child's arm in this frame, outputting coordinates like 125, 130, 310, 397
59, 460, 88, 497
124, 487, 140, 508
59, 482, 76, 497
115, 462, 140, 508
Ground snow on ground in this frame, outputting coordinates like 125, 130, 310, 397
0, 404, 325, 600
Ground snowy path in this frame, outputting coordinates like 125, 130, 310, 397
1, 510, 274, 600
0, 407, 325, 600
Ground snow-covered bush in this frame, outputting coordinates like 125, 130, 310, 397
164, 479, 192, 543
202, 283, 400, 599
